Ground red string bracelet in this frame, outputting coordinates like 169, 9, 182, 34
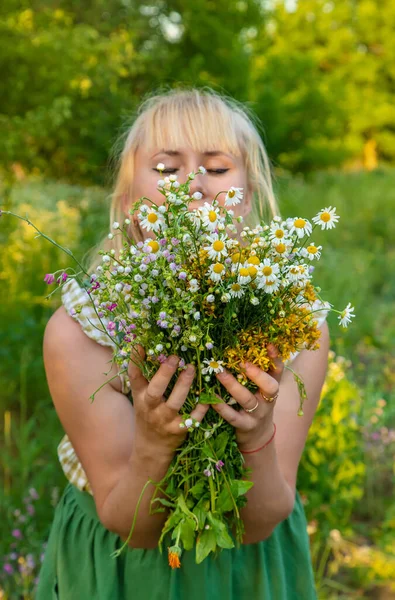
239, 423, 277, 455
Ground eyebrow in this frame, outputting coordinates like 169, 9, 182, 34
151, 150, 233, 159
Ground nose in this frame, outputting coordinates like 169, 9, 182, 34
188, 173, 206, 203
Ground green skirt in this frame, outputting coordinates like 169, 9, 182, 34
36, 482, 317, 599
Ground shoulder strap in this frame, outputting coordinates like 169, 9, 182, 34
61, 278, 114, 348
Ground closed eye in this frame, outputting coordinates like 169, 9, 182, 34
153, 169, 229, 175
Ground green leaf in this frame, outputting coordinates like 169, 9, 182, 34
199, 391, 224, 405
193, 504, 207, 529
234, 480, 254, 496
217, 487, 234, 513
189, 480, 206, 499
179, 517, 196, 551
151, 497, 175, 508
177, 492, 199, 527
196, 528, 217, 564
212, 431, 229, 459
201, 445, 215, 459
207, 515, 234, 549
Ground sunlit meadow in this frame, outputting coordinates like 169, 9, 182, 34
1, 168, 394, 598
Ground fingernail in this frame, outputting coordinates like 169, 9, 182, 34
167, 356, 179, 367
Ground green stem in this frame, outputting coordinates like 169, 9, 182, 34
208, 475, 216, 512
110, 478, 153, 558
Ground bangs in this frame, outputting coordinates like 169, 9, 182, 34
134, 91, 249, 158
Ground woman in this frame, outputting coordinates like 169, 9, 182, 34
36, 87, 329, 599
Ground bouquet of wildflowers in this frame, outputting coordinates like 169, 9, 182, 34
2, 166, 355, 568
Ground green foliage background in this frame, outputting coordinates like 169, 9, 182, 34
0, 1, 394, 598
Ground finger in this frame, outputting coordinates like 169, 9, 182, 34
166, 364, 196, 412
267, 344, 284, 384
190, 402, 210, 423
216, 370, 258, 412
241, 362, 279, 399
211, 401, 246, 428
145, 355, 180, 408
128, 345, 148, 395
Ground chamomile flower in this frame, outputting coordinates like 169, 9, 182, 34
259, 278, 281, 294
271, 239, 291, 256
237, 267, 252, 285
338, 303, 355, 328
139, 208, 164, 233
300, 243, 322, 261
204, 233, 228, 261
258, 259, 280, 283
201, 359, 225, 375
229, 282, 245, 298
312, 206, 340, 230
207, 262, 226, 282
200, 203, 223, 232
288, 217, 313, 239
269, 223, 287, 242
225, 187, 243, 207
286, 264, 310, 283
245, 254, 261, 266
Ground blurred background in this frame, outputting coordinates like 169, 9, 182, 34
0, 0, 394, 597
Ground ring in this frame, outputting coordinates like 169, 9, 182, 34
260, 391, 279, 403
245, 400, 259, 413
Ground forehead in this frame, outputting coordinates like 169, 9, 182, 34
135, 99, 246, 160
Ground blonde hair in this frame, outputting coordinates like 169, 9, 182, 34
85, 86, 279, 274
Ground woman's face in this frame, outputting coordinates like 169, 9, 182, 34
128, 145, 252, 240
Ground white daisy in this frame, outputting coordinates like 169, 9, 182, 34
207, 262, 226, 283
269, 223, 288, 242
300, 243, 322, 261
312, 206, 340, 230
338, 303, 355, 328
237, 267, 252, 285
260, 278, 281, 294
225, 187, 243, 207
201, 359, 225, 375
228, 282, 245, 298
245, 254, 261, 267
286, 263, 310, 283
258, 258, 280, 283
204, 233, 228, 261
270, 239, 292, 256
288, 217, 313, 238
139, 208, 165, 233
200, 203, 223, 232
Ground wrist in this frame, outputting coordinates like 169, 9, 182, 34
237, 421, 276, 454
130, 439, 174, 472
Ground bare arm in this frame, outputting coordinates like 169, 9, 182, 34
43, 307, 206, 547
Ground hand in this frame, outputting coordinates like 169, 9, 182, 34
213, 345, 284, 452
128, 346, 209, 458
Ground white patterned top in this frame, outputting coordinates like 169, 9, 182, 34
57, 278, 328, 496
57, 278, 130, 495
